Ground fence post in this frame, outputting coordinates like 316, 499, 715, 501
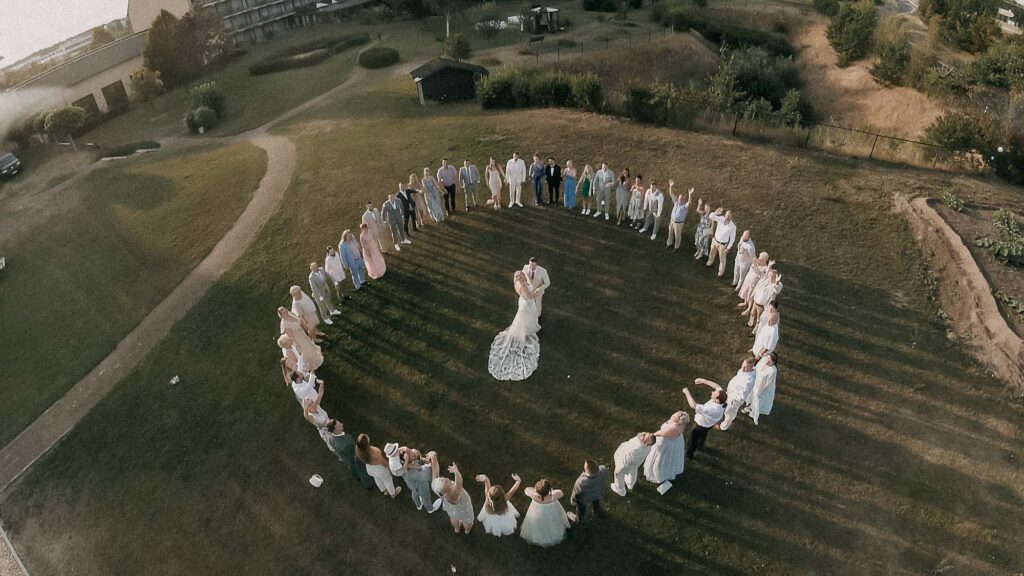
868, 133, 880, 160
804, 126, 812, 148
557, 45, 560, 61
732, 114, 739, 136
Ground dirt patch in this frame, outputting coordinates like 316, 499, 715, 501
897, 195, 1024, 389
932, 201, 1024, 337
791, 19, 945, 139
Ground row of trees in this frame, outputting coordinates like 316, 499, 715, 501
6, 106, 88, 151
142, 9, 227, 88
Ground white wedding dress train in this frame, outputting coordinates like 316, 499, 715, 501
488, 291, 541, 381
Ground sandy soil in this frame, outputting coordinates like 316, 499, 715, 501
791, 19, 945, 139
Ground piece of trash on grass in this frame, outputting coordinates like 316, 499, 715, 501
657, 481, 672, 495
169, 375, 180, 386
309, 474, 323, 487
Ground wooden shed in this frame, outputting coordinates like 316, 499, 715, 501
409, 58, 489, 105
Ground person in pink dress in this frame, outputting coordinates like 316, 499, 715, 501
359, 222, 387, 279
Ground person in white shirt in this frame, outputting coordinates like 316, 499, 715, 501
361, 201, 388, 254
638, 180, 666, 240
682, 380, 726, 459
610, 432, 656, 497
732, 230, 756, 287
752, 309, 780, 359
522, 257, 551, 316
665, 182, 694, 251
592, 162, 615, 220
706, 208, 737, 278
745, 352, 777, 424
750, 269, 783, 329
718, 357, 757, 431
505, 152, 527, 208
323, 246, 351, 303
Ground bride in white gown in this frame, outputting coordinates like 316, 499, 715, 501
488, 270, 541, 381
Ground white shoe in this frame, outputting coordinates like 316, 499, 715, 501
330, 310, 341, 316
638, 227, 648, 234
593, 211, 601, 218
610, 483, 626, 497
394, 244, 401, 252
605, 213, 610, 221
508, 202, 514, 208
516, 201, 523, 207
402, 239, 411, 245
651, 233, 656, 240
324, 318, 334, 325
429, 499, 443, 513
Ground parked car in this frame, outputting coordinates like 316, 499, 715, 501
0, 152, 22, 180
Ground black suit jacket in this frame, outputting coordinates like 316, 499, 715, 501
545, 164, 563, 186
398, 189, 415, 211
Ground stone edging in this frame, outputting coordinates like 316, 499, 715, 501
896, 194, 1024, 389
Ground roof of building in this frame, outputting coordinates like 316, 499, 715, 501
317, 0, 377, 13
14, 32, 147, 90
409, 58, 489, 81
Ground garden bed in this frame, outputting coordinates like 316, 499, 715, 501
931, 200, 1024, 338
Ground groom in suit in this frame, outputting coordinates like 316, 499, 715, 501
396, 183, 417, 235
522, 257, 550, 316
544, 157, 562, 205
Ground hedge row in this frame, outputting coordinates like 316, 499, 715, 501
358, 46, 400, 69
477, 67, 602, 111
650, 5, 794, 57
98, 140, 161, 159
249, 34, 370, 75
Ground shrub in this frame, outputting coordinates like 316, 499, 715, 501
249, 49, 332, 74
920, 0, 998, 53
44, 106, 88, 139
130, 67, 165, 103
729, 46, 802, 107
939, 187, 964, 211
442, 34, 472, 61
813, 0, 839, 17
827, 0, 877, 67
657, 9, 794, 57
188, 81, 225, 117
583, 0, 619, 12
184, 106, 218, 134
98, 140, 161, 158
975, 209, 1024, 267
476, 16, 503, 38
924, 111, 991, 159
358, 46, 400, 69
870, 17, 910, 86
971, 36, 1024, 90
477, 67, 601, 111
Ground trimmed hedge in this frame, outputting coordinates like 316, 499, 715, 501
477, 67, 602, 111
249, 34, 370, 75
98, 140, 161, 158
358, 46, 400, 69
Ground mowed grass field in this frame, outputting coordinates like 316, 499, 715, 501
0, 143, 266, 446
2, 97, 1023, 575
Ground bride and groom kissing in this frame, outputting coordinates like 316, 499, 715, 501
487, 257, 550, 382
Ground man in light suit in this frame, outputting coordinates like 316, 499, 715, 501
381, 193, 411, 252
361, 200, 388, 254
458, 159, 480, 210
396, 183, 417, 235
309, 262, 341, 323
593, 162, 614, 221
522, 256, 550, 316
505, 151, 527, 208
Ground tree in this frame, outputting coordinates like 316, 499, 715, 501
88, 27, 116, 51
44, 106, 87, 151
423, 0, 468, 37
870, 16, 911, 86
174, 9, 228, 72
826, 0, 877, 67
143, 10, 184, 86
130, 67, 165, 104
442, 34, 471, 61
920, 0, 998, 52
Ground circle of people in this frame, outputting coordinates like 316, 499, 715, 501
273, 152, 784, 548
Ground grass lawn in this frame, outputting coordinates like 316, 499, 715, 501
2, 96, 1022, 575
0, 143, 266, 446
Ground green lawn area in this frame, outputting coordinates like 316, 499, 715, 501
0, 143, 266, 446
3, 96, 1022, 575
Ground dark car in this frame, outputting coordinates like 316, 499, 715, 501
0, 152, 22, 180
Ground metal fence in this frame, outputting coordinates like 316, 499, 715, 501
497, 25, 954, 172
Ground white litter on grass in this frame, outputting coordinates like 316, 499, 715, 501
169, 375, 180, 386
450, 565, 457, 573
309, 474, 323, 487
657, 481, 672, 495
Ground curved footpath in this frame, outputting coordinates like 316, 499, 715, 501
0, 135, 296, 493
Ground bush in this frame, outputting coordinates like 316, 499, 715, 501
583, 0, 619, 12
44, 106, 88, 139
939, 187, 964, 211
827, 0, 877, 67
971, 36, 1024, 90
729, 46, 802, 107
656, 8, 794, 57
442, 34, 472, 61
358, 46, 400, 69
975, 209, 1024, 267
188, 81, 225, 117
920, 0, 998, 53
477, 67, 601, 111
813, 0, 839, 17
129, 67, 165, 103
870, 17, 910, 86
184, 106, 218, 134
249, 34, 369, 75
476, 16, 503, 38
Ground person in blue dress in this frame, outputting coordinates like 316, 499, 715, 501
563, 160, 577, 209
339, 229, 366, 291
421, 167, 446, 223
